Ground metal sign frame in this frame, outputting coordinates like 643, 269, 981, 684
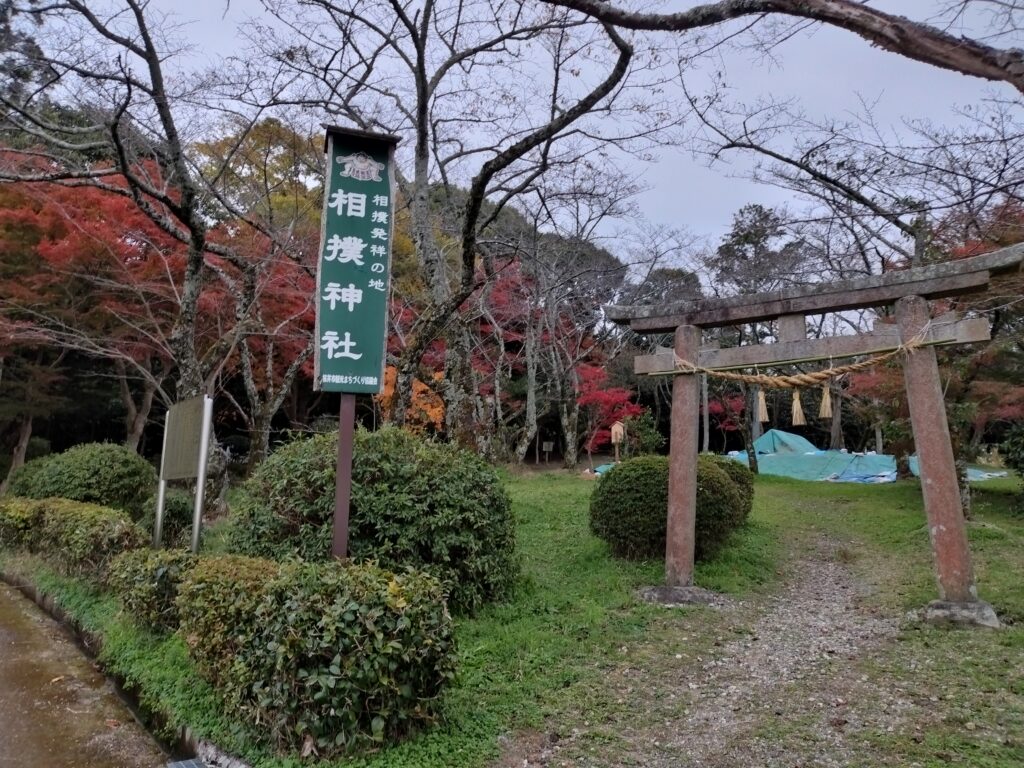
153, 395, 214, 553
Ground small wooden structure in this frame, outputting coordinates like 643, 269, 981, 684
605, 244, 1023, 622
610, 420, 626, 462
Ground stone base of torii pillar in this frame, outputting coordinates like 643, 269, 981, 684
636, 584, 730, 608
918, 600, 1001, 629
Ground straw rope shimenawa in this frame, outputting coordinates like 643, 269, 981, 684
665, 330, 930, 390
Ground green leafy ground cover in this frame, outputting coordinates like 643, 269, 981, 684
2, 471, 1022, 767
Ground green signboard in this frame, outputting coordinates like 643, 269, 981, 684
315, 127, 399, 393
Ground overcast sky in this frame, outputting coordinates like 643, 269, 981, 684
162, 1, 1019, 247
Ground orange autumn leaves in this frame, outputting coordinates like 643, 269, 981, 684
376, 366, 445, 434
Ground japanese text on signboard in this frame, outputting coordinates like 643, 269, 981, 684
314, 131, 396, 393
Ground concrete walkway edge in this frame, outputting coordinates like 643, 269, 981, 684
0, 569, 250, 768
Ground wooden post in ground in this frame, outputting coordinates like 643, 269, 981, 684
666, 325, 701, 586
895, 295, 976, 603
332, 393, 356, 560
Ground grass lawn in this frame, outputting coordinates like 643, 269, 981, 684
2, 470, 1022, 767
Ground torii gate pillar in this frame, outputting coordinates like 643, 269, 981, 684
666, 325, 701, 586
896, 296, 977, 603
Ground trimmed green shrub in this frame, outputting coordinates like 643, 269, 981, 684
176, 556, 455, 756
229, 427, 517, 613
6, 455, 55, 498
0, 438, 52, 494
0, 499, 146, 577
589, 455, 745, 561
7, 443, 156, 520
706, 455, 754, 523
139, 488, 194, 547
37, 498, 147, 580
0, 497, 45, 549
176, 554, 282, 690
1, 496, 145, 578
694, 454, 747, 558
589, 457, 668, 560
109, 549, 198, 631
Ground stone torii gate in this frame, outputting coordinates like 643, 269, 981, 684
605, 245, 1024, 626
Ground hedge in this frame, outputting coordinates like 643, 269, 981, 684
706, 455, 755, 523
139, 488, 194, 547
109, 548, 198, 631
0, 497, 45, 550
0, 496, 146, 580
0, 436, 49, 484
176, 556, 456, 756
174, 554, 280, 692
589, 455, 745, 561
7, 443, 157, 520
5, 458, 51, 500
229, 427, 517, 614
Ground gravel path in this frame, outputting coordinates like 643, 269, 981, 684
518, 539, 908, 767
642, 540, 901, 767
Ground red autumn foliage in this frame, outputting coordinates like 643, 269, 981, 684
576, 364, 643, 455
707, 394, 745, 432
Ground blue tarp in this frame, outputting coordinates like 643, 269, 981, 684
729, 448, 896, 483
729, 430, 1008, 484
753, 429, 818, 455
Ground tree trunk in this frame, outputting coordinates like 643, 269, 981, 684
473, 388, 495, 460
120, 372, 157, 453
391, 360, 417, 426
741, 415, 759, 474
968, 420, 986, 456
0, 415, 33, 495
124, 400, 150, 452
442, 322, 479, 448
171, 243, 209, 401
514, 318, 540, 463
828, 383, 844, 450
560, 399, 580, 468
749, 385, 763, 442
246, 412, 273, 475
237, 338, 312, 474
874, 419, 884, 454
701, 374, 710, 453
204, 436, 231, 517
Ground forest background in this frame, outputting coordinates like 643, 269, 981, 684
1, 0, 1022, 492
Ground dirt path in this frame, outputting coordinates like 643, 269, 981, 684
518, 539, 912, 767
0, 583, 167, 768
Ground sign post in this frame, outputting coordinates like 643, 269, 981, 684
154, 394, 214, 553
315, 126, 400, 559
